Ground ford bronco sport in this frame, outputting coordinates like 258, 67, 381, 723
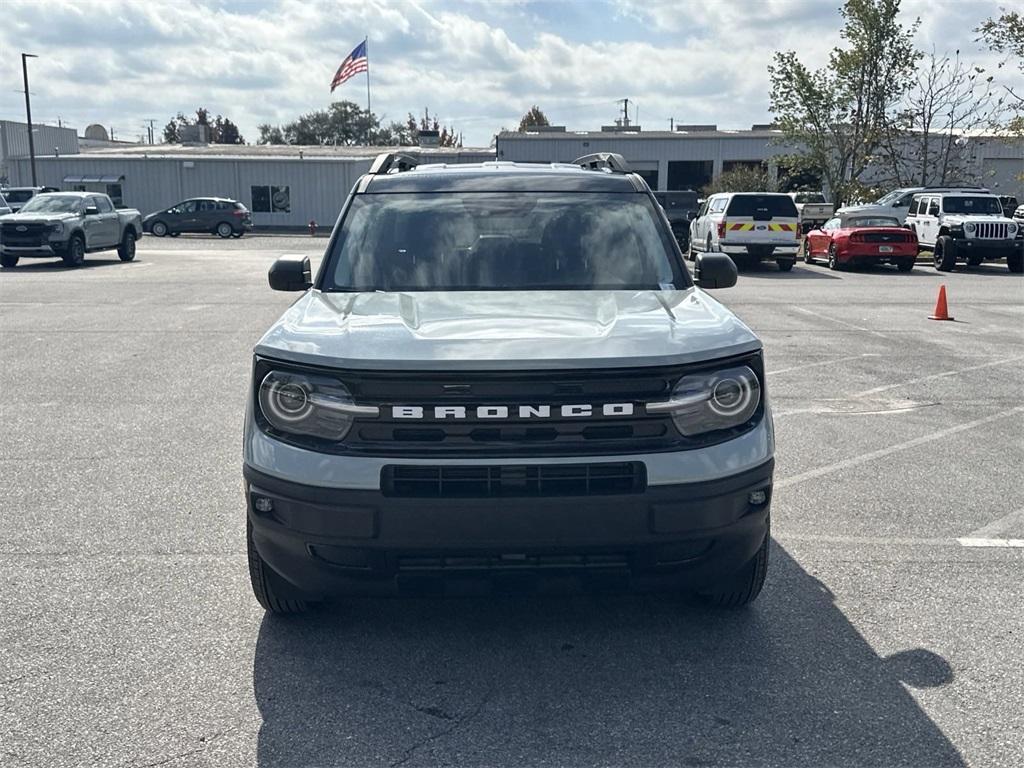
244, 153, 775, 614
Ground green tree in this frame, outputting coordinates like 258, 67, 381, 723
163, 108, 245, 144
405, 108, 462, 147
517, 105, 550, 131
768, 0, 921, 206
702, 165, 777, 196
976, 11, 1024, 134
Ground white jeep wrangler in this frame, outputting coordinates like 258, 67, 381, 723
905, 191, 1023, 273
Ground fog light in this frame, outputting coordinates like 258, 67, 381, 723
748, 489, 768, 506
253, 496, 274, 514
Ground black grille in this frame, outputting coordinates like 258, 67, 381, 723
382, 462, 646, 498
254, 354, 765, 457
0, 223, 48, 247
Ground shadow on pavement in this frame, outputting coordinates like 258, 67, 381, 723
738, 263, 840, 280
0, 257, 135, 273
252, 545, 962, 767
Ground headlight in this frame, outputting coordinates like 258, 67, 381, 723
964, 222, 976, 234
258, 369, 376, 441
647, 365, 760, 436
49, 222, 64, 235
1008, 222, 1018, 237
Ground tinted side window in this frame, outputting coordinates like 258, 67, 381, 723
94, 196, 114, 213
928, 199, 940, 216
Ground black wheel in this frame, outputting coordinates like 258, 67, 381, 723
828, 244, 841, 270
934, 236, 957, 271
62, 235, 85, 267
1009, 251, 1023, 274
150, 221, 168, 237
699, 522, 770, 608
247, 521, 309, 615
777, 259, 794, 272
117, 231, 136, 262
802, 240, 814, 264
0, 253, 18, 268
896, 258, 915, 272
216, 222, 234, 239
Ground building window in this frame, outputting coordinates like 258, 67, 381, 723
106, 183, 123, 207
251, 185, 291, 213
635, 170, 658, 190
667, 161, 713, 191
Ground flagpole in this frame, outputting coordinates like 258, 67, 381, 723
364, 36, 372, 145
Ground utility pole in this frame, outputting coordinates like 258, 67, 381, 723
21, 53, 38, 186
145, 119, 156, 144
668, 117, 674, 131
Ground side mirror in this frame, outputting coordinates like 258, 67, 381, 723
84, 205, 99, 216
268, 254, 312, 291
694, 253, 737, 289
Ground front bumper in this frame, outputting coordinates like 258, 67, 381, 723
951, 238, 1023, 258
244, 458, 774, 598
0, 244, 61, 258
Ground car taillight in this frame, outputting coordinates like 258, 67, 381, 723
718, 220, 727, 239
850, 233, 863, 243
232, 209, 246, 217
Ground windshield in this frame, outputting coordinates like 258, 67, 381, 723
874, 190, 905, 206
4, 190, 35, 204
322, 192, 688, 292
793, 193, 826, 203
17, 194, 82, 214
845, 216, 901, 228
725, 194, 798, 219
943, 196, 1003, 215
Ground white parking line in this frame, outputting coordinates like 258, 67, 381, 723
791, 306, 888, 338
957, 508, 1024, 548
768, 353, 879, 376
854, 356, 1024, 397
774, 406, 1024, 490
957, 538, 1024, 548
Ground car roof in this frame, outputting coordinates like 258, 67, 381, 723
360, 161, 643, 193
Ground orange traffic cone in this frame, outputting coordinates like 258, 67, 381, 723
929, 284, 954, 321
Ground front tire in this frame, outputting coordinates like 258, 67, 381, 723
699, 523, 770, 608
216, 222, 234, 239
802, 240, 814, 264
1009, 251, 1023, 274
247, 521, 309, 615
934, 236, 957, 271
62, 235, 85, 267
0, 253, 18, 268
117, 231, 136, 262
150, 221, 168, 237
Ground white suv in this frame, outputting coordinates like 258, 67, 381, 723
906, 191, 1022, 273
837, 186, 989, 223
689, 192, 800, 271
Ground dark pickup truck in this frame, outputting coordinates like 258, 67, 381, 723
653, 191, 699, 251
0, 191, 142, 268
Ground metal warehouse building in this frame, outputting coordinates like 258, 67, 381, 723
0, 120, 79, 183
496, 126, 1024, 198
5, 144, 493, 228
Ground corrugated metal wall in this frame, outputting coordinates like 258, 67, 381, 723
5, 151, 494, 227
0, 121, 80, 183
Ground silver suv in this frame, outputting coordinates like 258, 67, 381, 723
243, 153, 775, 614
906, 191, 1023, 272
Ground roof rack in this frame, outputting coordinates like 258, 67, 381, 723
368, 152, 419, 175
919, 185, 989, 191
573, 152, 631, 173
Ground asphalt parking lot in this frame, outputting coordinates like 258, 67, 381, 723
1, 235, 1022, 768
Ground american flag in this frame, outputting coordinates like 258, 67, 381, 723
330, 40, 368, 92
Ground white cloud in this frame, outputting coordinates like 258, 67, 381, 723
0, 0, 1017, 146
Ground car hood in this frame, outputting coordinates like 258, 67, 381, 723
943, 214, 1014, 224
254, 289, 761, 371
0, 211, 78, 225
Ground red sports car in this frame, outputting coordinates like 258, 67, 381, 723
803, 215, 918, 271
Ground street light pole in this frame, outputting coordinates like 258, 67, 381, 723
21, 53, 39, 187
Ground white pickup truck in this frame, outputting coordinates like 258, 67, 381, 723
788, 192, 834, 233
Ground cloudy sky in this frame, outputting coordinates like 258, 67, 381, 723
1, 0, 1017, 147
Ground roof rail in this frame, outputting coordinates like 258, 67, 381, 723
368, 152, 419, 175
573, 152, 631, 173
920, 184, 989, 191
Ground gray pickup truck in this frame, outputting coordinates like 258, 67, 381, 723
0, 191, 142, 268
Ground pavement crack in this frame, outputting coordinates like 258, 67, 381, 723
390, 687, 495, 768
